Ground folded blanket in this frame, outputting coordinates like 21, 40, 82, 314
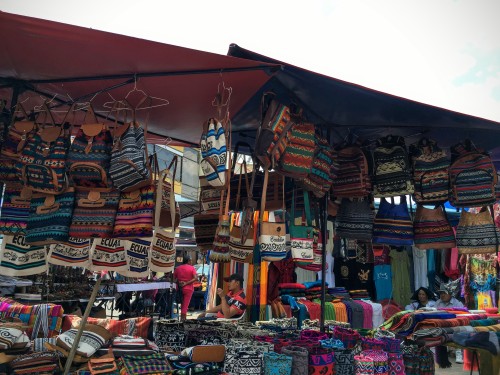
469, 318, 498, 327
414, 317, 471, 331
278, 283, 306, 290
473, 324, 500, 332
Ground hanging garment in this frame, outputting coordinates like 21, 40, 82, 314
374, 265, 393, 302
412, 246, 429, 289
389, 249, 412, 307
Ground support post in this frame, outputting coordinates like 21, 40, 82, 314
320, 192, 329, 333
63, 276, 101, 375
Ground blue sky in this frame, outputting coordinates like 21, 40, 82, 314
1, 0, 499, 122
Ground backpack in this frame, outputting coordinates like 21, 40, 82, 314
449, 141, 497, 207
372, 135, 414, 197
331, 143, 371, 198
300, 132, 335, 198
66, 105, 113, 190
109, 121, 151, 192
409, 137, 450, 204
17, 107, 70, 194
277, 121, 316, 179
254, 95, 298, 169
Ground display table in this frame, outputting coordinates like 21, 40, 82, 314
116, 281, 175, 292
447, 343, 500, 375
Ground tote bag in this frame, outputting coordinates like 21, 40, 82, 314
122, 238, 151, 278
149, 171, 177, 274
112, 184, 155, 239
335, 197, 374, 241
372, 196, 414, 246
456, 207, 500, 254
199, 118, 227, 188
89, 238, 128, 272
259, 170, 287, 261
48, 237, 92, 268
290, 190, 314, 267
413, 204, 456, 250
0, 235, 48, 276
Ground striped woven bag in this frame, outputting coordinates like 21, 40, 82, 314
278, 122, 316, 179
0, 182, 31, 235
109, 122, 151, 192
66, 105, 113, 190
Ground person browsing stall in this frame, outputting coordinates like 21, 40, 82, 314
405, 287, 437, 311
198, 273, 247, 319
173, 255, 198, 321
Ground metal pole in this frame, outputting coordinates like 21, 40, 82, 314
320, 192, 329, 333
63, 276, 102, 375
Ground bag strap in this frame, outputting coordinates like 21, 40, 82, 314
35, 102, 56, 128
291, 188, 311, 226
234, 160, 250, 211
155, 156, 178, 231
10, 102, 30, 123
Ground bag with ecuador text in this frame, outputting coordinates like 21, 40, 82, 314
290, 189, 314, 267
0, 235, 48, 276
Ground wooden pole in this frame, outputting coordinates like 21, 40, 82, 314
63, 276, 102, 375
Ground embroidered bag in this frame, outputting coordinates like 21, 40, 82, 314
281, 346, 309, 375
17, 104, 70, 194
335, 197, 374, 240
57, 324, 111, 358
372, 196, 414, 246
354, 353, 375, 375
0, 235, 47, 276
154, 319, 187, 352
200, 118, 228, 188
255, 95, 295, 168
120, 353, 172, 374
194, 212, 219, 251
89, 238, 128, 272
1, 102, 36, 159
229, 162, 256, 263
26, 189, 75, 245
300, 132, 335, 198
0, 157, 20, 183
112, 184, 154, 238
210, 173, 232, 263
69, 190, 120, 238
48, 237, 91, 268
66, 104, 113, 190
456, 206, 500, 254
387, 352, 405, 375
449, 140, 497, 207
9, 352, 60, 374
0, 182, 31, 235
232, 350, 264, 375
264, 351, 293, 375
372, 135, 414, 197
361, 350, 388, 375
259, 170, 287, 261
109, 121, 151, 192
290, 189, 314, 267
121, 238, 151, 277
413, 204, 456, 250
278, 121, 316, 179
331, 142, 372, 198
410, 137, 450, 204
335, 349, 355, 375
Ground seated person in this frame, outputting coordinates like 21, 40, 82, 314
436, 280, 464, 309
405, 287, 437, 311
198, 273, 246, 319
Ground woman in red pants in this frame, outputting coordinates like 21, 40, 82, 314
173, 254, 198, 320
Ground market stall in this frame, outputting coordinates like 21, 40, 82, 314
2, 9, 500, 375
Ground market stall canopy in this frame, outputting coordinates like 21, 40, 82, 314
228, 44, 500, 163
0, 12, 278, 146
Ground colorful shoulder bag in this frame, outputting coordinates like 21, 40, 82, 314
290, 189, 314, 267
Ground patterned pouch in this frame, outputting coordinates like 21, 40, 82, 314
282, 346, 309, 375
308, 347, 334, 375
155, 319, 187, 353
264, 351, 293, 375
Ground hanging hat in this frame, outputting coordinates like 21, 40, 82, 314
436, 279, 460, 297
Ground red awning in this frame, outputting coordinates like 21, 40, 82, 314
0, 12, 278, 145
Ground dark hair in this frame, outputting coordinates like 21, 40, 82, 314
410, 287, 436, 307
182, 254, 191, 264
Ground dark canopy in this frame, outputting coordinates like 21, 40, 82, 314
228, 44, 500, 162
0, 12, 277, 146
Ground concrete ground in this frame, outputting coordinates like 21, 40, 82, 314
436, 362, 469, 375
